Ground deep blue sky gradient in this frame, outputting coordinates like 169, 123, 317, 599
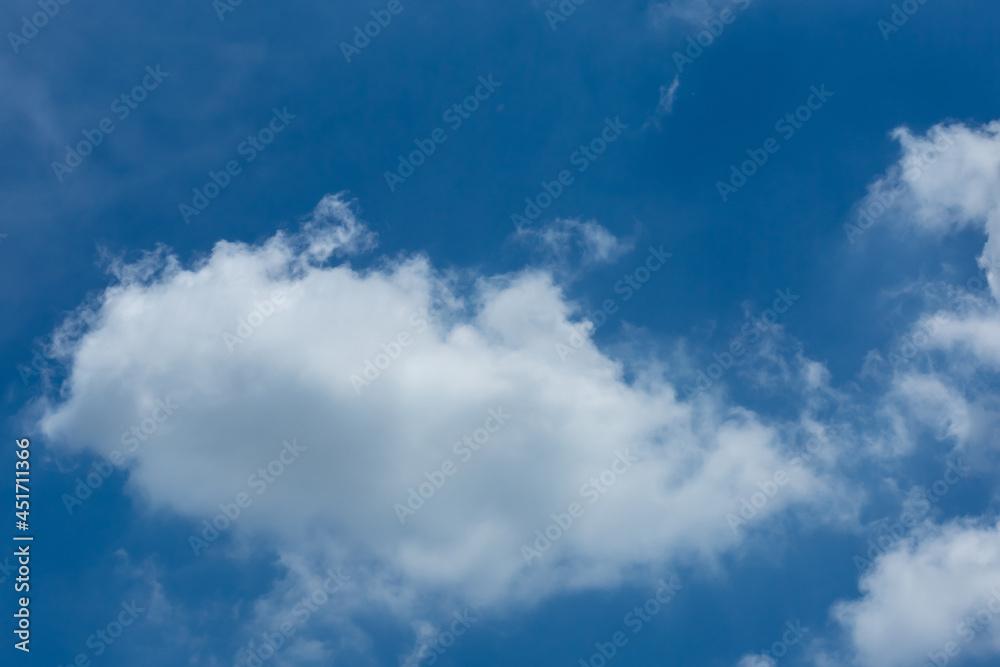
2, 0, 999, 665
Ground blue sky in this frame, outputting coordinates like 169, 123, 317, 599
3, 0, 1000, 666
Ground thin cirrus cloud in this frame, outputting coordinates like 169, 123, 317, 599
643, 75, 682, 131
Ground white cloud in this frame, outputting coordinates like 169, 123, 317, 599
512, 217, 634, 268
884, 373, 972, 452
866, 120, 1000, 301
643, 75, 681, 131
736, 654, 776, 667
822, 119, 1000, 667
833, 520, 1000, 667
857, 121, 1000, 455
36, 194, 842, 658
658, 75, 681, 115
919, 307, 1000, 367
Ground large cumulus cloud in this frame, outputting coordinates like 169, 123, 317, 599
37, 194, 840, 644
